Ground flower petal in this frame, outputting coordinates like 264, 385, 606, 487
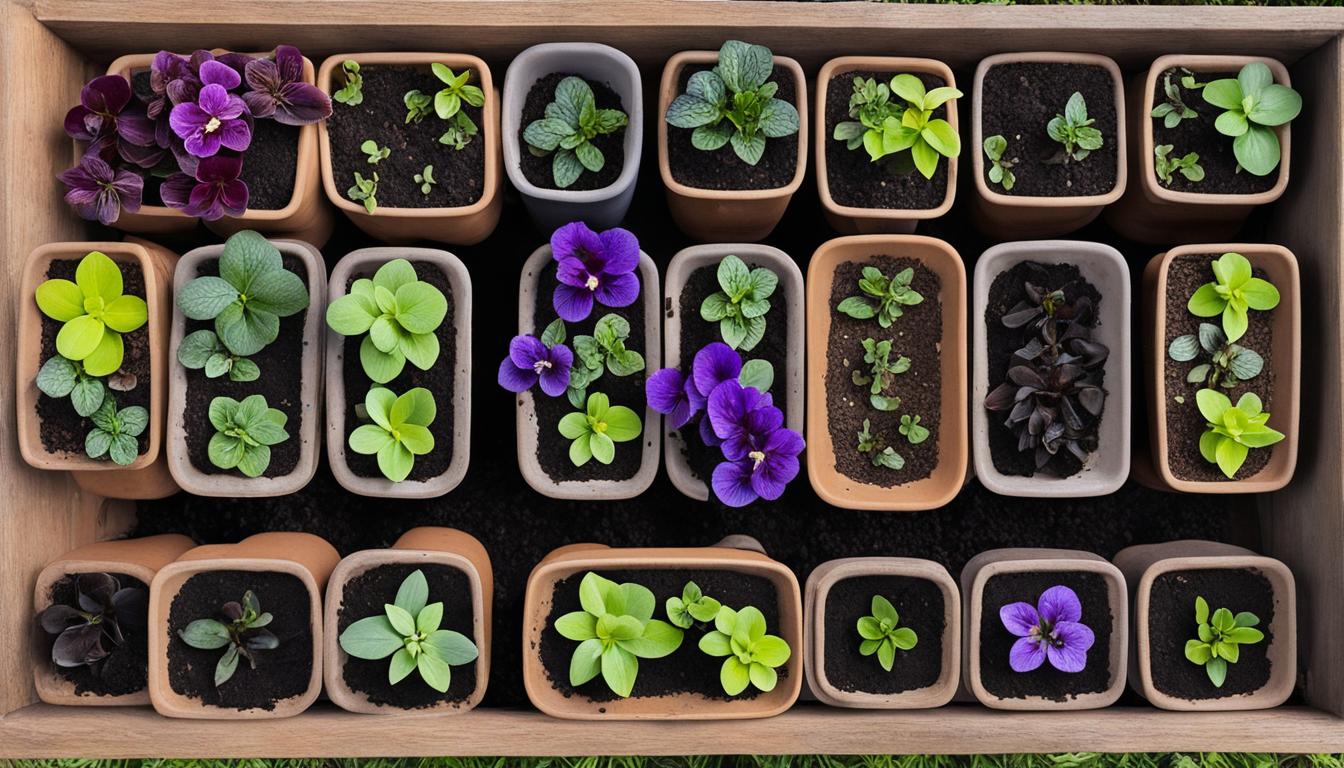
497, 358, 538, 393
692, 342, 743, 398
552, 283, 594, 323
646, 369, 689, 417
1037, 585, 1083, 625
711, 459, 758, 508
550, 221, 602, 264
554, 256, 592, 289
198, 59, 242, 90
597, 227, 640, 275
509, 335, 547, 369
1009, 636, 1047, 672
596, 271, 639, 309
999, 601, 1040, 637
1046, 621, 1095, 673
158, 172, 197, 210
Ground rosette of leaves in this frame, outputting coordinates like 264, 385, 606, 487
899, 414, 929, 444
857, 418, 903, 470
857, 595, 918, 672
1168, 322, 1264, 390
665, 581, 722, 629
1184, 596, 1264, 687
177, 329, 259, 382
178, 590, 279, 687
37, 573, 147, 670
1154, 144, 1204, 186
35, 250, 148, 377
558, 392, 642, 467
333, 60, 363, 106
553, 572, 684, 698
852, 338, 910, 412
543, 316, 645, 408
348, 386, 436, 483
1151, 71, 1198, 129
1201, 62, 1301, 176
85, 398, 148, 466
1046, 92, 1103, 164
1196, 389, 1284, 479
832, 73, 962, 179
36, 355, 109, 417
664, 40, 800, 166
348, 172, 378, 213
1186, 251, 1279, 344
982, 135, 1017, 192
523, 76, 628, 189
325, 258, 448, 384
206, 394, 290, 478
698, 605, 791, 696
836, 265, 923, 328
700, 255, 777, 351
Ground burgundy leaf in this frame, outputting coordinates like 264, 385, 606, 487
984, 382, 1018, 411
38, 604, 84, 635
52, 623, 107, 667
1077, 385, 1105, 416
1008, 366, 1045, 389
1001, 305, 1041, 329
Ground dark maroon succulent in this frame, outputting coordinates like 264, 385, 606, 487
160, 155, 249, 220
63, 74, 157, 167
37, 573, 147, 669
57, 154, 144, 225
242, 45, 332, 126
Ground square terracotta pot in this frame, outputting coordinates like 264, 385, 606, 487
804, 557, 960, 709
323, 527, 492, 714
804, 235, 967, 511
317, 52, 503, 245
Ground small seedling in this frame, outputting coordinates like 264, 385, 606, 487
564, 314, 646, 408
523, 76, 628, 188
857, 595, 918, 672
1184, 596, 1264, 687
856, 418, 903, 470
35, 250, 148, 377
665, 581, 722, 629
558, 392, 642, 467
333, 59, 364, 106
403, 90, 434, 124
1196, 389, 1284, 479
553, 572, 683, 698
1203, 62, 1301, 176
832, 73, 961, 179
1168, 322, 1264, 389
84, 397, 147, 466
899, 414, 929, 445
348, 171, 379, 213
1151, 71, 1198, 129
699, 605, 791, 696
983, 134, 1017, 191
325, 258, 448, 383
1154, 144, 1204, 185
430, 64, 485, 122
177, 329, 259, 382
348, 387, 436, 483
361, 140, 390, 164
853, 338, 910, 412
700, 255, 777, 352
1186, 251, 1280, 343
178, 590, 279, 688
36, 355, 107, 417
415, 165, 437, 195
439, 112, 479, 150
206, 394, 290, 478
1046, 92, 1103, 163
836, 265, 923, 328
37, 573, 146, 670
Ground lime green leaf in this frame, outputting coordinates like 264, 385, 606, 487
76, 251, 122, 300
569, 638, 603, 686
80, 329, 123, 377
720, 656, 751, 696
425, 629, 479, 666
35, 278, 86, 322
601, 645, 638, 697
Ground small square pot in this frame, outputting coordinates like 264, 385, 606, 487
804, 557, 960, 709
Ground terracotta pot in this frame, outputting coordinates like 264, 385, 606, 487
658, 51, 808, 242
804, 236, 966, 511
960, 548, 1128, 710
969, 52, 1127, 238
1113, 540, 1296, 711
147, 532, 339, 719
167, 237, 326, 497
323, 527, 492, 714
316, 53, 503, 245
971, 240, 1131, 497
1106, 56, 1292, 245
325, 248, 472, 497
502, 43, 642, 231
522, 536, 803, 720
804, 557, 960, 708
1142, 243, 1299, 493
664, 243, 805, 501
32, 534, 196, 706
514, 243, 660, 499
815, 57, 958, 235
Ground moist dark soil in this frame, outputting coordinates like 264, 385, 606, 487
518, 72, 626, 192
182, 255, 308, 478
668, 65, 799, 192
824, 71, 950, 210
166, 570, 313, 710
336, 562, 479, 709
1163, 254, 1276, 482
978, 570, 1114, 702
41, 572, 148, 697
326, 64, 486, 209
1150, 68, 1278, 196
241, 118, 300, 211
537, 568, 780, 702
1147, 567, 1275, 700
826, 257, 941, 487
342, 261, 456, 481
980, 62, 1119, 197
37, 259, 151, 458
822, 574, 945, 695
984, 261, 1106, 478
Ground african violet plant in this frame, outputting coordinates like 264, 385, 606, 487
701, 255, 777, 352
1194, 62, 1302, 176
832, 73, 962, 179
177, 330, 259, 382
547, 222, 640, 323
699, 605, 791, 695
982, 135, 1017, 192
523, 76, 629, 189
349, 387, 437, 482
999, 585, 1094, 674
38, 573, 147, 670
36, 250, 147, 377
206, 394, 290, 478
553, 572, 684, 698
178, 590, 279, 687
857, 595, 918, 672
1184, 596, 1264, 687
856, 418, 904, 471
326, 258, 448, 384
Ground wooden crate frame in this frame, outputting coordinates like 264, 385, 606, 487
2, 0, 1343, 757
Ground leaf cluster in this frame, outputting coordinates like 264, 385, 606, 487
665, 581, 723, 630
1184, 596, 1264, 688
35, 250, 147, 377
832, 74, 962, 179
558, 392, 642, 467
333, 60, 364, 106
899, 414, 929, 445
178, 590, 279, 687
1168, 322, 1264, 390
836, 265, 924, 328
36, 355, 109, 417
1151, 70, 1198, 129
699, 605, 791, 696
415, 165, 436, 195
37, 573, 146, 669
700, 255, 778, 351
178, 329, 259, 382
545, 316, 646, 409
856, 418, 904, 471
554, 573, 684, 698
1186, 252, 1279, 344
857, 595, 918, 672
349, 386, 437, 482
1155, 144, 1204, 185
1046, 92, 1103, 163
84, 397, 148, 466
852, 337, 911, 412
360, 139, 390, 164
983, 134, 1017, 191
523, 76, 628, 189
1201, 62, 1301, 176
326, 258, 448, 383
206, 394, 290, 477
349, 171, 379, 213
1196, 389, 1284, 479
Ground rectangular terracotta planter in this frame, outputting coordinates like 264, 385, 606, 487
317, 52, 503, 245
804, 235, 966, 511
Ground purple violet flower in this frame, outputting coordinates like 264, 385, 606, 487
242, 45, 332, 126
63, 74, 157, 165
57, 154, 143, 225
159, 155, 249, 220
498, 335, 574, 397
646, 369, 699, 429
550, 222, 640, 322
1000, 585, 1095, 673
706, 380, 803, 507
169, 60, 252, 158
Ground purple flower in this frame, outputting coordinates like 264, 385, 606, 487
550, 222, 640, 322
706, 380, 802, 507
647, 342, 745, 430
64, 75, 157, 165
159, 155, 248, 221
1000, 585, 1095, 673
498, 335, 573, 397
169, 60, 251, 158
57, 154, 143, 225
646, 369, 697, 429
243, 45, 332, 126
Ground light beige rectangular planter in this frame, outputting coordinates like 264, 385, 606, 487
317, 52, 503, 245
664, 243, 805, 501
325, 247, 471, 497
961, 548, 1127, 711
32, 534, 196, 706
804, 235, 967, 511
148, 532, 339, 720
167, 237, 326, 497
804, 557, 960, 709
1141, 243, 1299, 493
323, 527, 492, 714
972, 240, 1131, 498
815, 57, 958, 235
658, 51, 807, 242
1113, 540, 1296, 711
522, 538, 803, 720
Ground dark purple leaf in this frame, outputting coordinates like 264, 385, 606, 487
1008, 366, 1045, 389
112, 587, 148, 631
38, 604, 85, 635
1009, 398, 1033, 424
1001, 305, 1041, 329
78, 573, 118, 610
1077, 385, 1105, 416
984, 382, 1017, 411
1071, 338, 1110, 368
222, 601, 244, 621
245, 629, 279, 652
52, 623, 107, 667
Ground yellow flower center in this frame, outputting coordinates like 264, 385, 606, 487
586, 275, 600, 291
749, 450, 766, 469
205, 116, 221, 134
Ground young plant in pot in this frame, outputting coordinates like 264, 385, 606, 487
325, 250, 472, 497
502, 222, 659, 499
970, 53, 1126, 238
660, 40, 806, 241
805, 235, 967, 511
973, 243, 1131, 498
169, 230, 326, 497
318, 53, 502, 244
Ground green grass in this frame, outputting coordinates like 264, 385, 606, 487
4, 756, 1344, 768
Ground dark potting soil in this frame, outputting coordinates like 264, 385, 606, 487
336, 562, 479, 709
821, 574, 945, 695
977, 570, 1114, 702
342, 261, 456, 481
166, 570, 313, 710
979, 62, 1119, 198
1163, 254, 1275, 482
36, 259, 151, 458
823, 71, 950, 210
182, 255, 308, 478
518, 72, 626, 192
537, 568, 781, 702
983, 261, 1106, 478
326, 64, 486, 209
1150, 68, 1279, 196
668, 65, 799, 192
41, 572, 149, 697
1147, 567, 1275, 700
826, 257, 941, 487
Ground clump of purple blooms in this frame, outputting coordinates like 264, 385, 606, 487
549, 222, 640, 322
999, 584, 1095, 673
58, 46, 331, 225
498, 333, 574, 398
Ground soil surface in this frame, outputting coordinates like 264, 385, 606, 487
1150, 68, 1279, 196
326, 63, 486, 209
821, 574, 945, 695
41, 572, 148, 698
668, 65, 799, 192
336, 562, 479, 709
979, 62, 1119, 198
518, 73, 626, 192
